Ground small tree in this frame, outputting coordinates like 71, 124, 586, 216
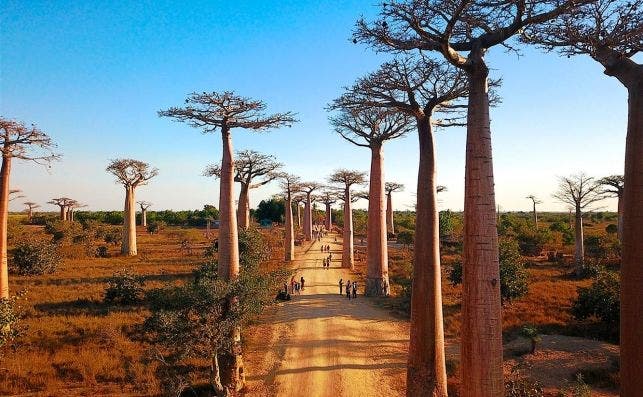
0, 118, 59, 299
552, 173, 606, 276
106, 159, 158, 256
279, 173, 300, 262
205, 150, 282, 229
48, 197, 75, 221
526, 195, 543, 230
319, 190, 338, 231
328, 169, 366, 270
299, 182, 322, 241
136, 201, 152, 227
23, 202, 40, 223
385, 182, 404, 234
10, 239, 60, 275
595, 175, 624, 241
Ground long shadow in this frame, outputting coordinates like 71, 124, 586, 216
16, 272, 193, 287
273, 362, 406, 376
34, 298, 144, 316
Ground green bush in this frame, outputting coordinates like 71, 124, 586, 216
605, 224, 618, 234
0, 293, 24, 350
505, 379, 544, 397
147, 220, 166, 234
95, 245, 109, 258
10, 240, 60, 275
104, 270, 144, 304
572, 271, 619, 327
44, 220, 87, 243
103, 227, 122, 245
396, 230, 414, 247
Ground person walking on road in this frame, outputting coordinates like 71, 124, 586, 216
339, 278, 343, 295
352, 281, 357, 299
300, 276, 305, 290
346, 280, 351, 300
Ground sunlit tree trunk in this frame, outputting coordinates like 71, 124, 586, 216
296, 204, 302, 228
325, 202, 332, 230
59, 206, 65, 221
285, 192, 295, 261
574, 206, 584, 275
121, 186, 137, 256
365, 144, 389, 296
616, 195, 623, 242
620, 71, 643, 396
0, 154, 11, 299
141, 209, 147, 227
304, 195, 312, 240
532, 202, 538, 229
237, 182, 250, 230
27, 208, 33, 223
342, 189, 354, 270
407, 117, 447, 396
460, 60, 503, 397
217, 126, 243, 394
387, 194, 393, 232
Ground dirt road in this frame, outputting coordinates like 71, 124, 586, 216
244, 233, 409, 397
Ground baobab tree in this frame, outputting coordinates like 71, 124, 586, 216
596, 175, 624, 241
552, 173, 606, 276
137, 201, 152, 227
292, 194, 305, 229
279, 173, 300, 262
329, 107, 412, 296
23, 202, 40, 223
0, 117, 58, 300
49, 197, 75, 221
68, 201, 86, 222
205, 150, 282, 229
385, 182, 404, 234
329, 169, 366, 270
106, 159, 158, 256
331, 55, 469, 394
354, 3, 589, 393
526, 195, 543, 229
299, 182, 322, 241
159, 91, 296, 394
525, 4, 642, 389
319, 190, 338, 231
8, 189, 24, 202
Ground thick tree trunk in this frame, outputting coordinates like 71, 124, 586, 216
342, 189, 354, 270
27, 208, 33, 223
237, 183, 250, 230
210, 353, 225, 397
141, 209, 147, 228
386, 192, 394, 234
296, 204, 301, 228
304, 194, 312, 240
121, 186, 137, 256
407, 117, 448, 396
616, 195, 623, 242
69, 210, 74, 222
620, 68, 643, 397
574, 207, 584, 276
532, 202, 538, 230
325, 202, 332, 230
217, 126, 244, 394
59, 205, 65, 221
365, 144, 389, 297
0, 155, 11, 299
460, 60, 503, 397
284, 192, 295, 261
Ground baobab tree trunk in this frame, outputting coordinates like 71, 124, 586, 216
407, 117, 447, 396
386, 192, 394, 234
325, 202, 332, 230
141, 209, 147, 227
342, 190, 354, 270
284, 193, 295, 261
237, 183, 250, 230
460, 60, 503, 397
217, 126, 244, 394
620, 71, 643, 397
532, 202, 538, 230
121, 186, 137, 256
59, 205, 65, 221
304, 195, 312, 241
574, 207, 584, 276
296, 204, 301, 229
27, 208, 33, 223
616, 195, 623, 242
365, 144, 389, 297
0, 155, 11, 300
69, 209, 74, 222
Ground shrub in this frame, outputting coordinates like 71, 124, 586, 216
605, 223, 618, 234
572, 271, 619, 327
96, 245, 109, 258
0, 293, 24, 350
396, 230, 414, 247
147, 220, 166, 234
520, 325, 542, 354
505, 379, 544, 397
104, 270, 144, 304
10, 240, 60, 275
103, 227, 122, 245
449, 237, 529, 302
44, 220, 86, 243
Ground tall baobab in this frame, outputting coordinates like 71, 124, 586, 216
68, 201, 86, 222
329, 169, 366, 270
354, 2, 588, 393
137, 201, 152, 227
23, 202, 40, 223
106, 159, 158, 256
279, 173, 300, 262
385, 182, 404, 234
299, 182, 321, 241
159, 91, 296, 394
331, 55, 468, 395
525, 3, 642, 389
205, 150, 282, 229
596, 175, 625, 241
526, 195, 543, 229
319, 190, 338, 231
293, 194, 305, 229
329, 107, 412, 296
49, 197, 75, 221
552, 173, 606, 276
0, 118, 58, 300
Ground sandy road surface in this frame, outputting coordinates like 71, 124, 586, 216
244, 233, 409, 397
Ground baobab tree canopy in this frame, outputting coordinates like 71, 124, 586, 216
330, 107, 413, 148
106, 159, 159, 187
385, 182, 404, 194
0, 118, 60, 163
204, 150, 282, 187
328, 169, 367, 189
552, 173, 606, 210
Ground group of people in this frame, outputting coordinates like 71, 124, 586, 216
322, 253, 332, 269
312, 225, 327, 241
285, 276, 306, 296
338, 278, 358, 299
319, 244, 331, 253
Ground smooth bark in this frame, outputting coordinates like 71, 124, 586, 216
365, 144, 389, 296
574, 207, 584, 274
617, 195, 623, 241
284, 192, 295, 261
304, 194, 312, 240
325, 202, 332, 230
237, 183, 250, 230
342, 189, 354, 270
407, 117, 447, 396
620, 66, 643, 396
386, 192, 394, 234
121, 186, 137, 256
460, 60, 503, 397
296, 203, 302, 228
141, 209, 147, 227
0, 154, 11, 299
532, 202, 538, 229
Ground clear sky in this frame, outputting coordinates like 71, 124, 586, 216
1, 1, 628, 214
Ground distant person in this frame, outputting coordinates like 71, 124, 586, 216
214, 239, 219, 251
339, 278, 343, 295
352, 281, 357, 299
346, 280, 351, 300
300, 276, 305, 290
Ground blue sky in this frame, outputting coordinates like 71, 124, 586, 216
1, 1, 627, 213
